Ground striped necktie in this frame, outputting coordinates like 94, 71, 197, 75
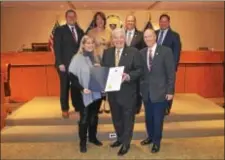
115, 49, 120, 66
157, 30, 164, 45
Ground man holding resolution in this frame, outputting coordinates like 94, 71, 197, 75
101, 28, 143, 156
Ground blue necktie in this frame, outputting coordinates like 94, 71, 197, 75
157, 30, 164, 45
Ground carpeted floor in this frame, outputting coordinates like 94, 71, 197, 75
1, 136, 224, 160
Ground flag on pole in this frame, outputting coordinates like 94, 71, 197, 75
48, 20, 60, 52
85, 19, 95, 34
143, 13, 154, 31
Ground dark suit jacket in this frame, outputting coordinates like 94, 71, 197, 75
140, 45, 176, 103
126, 29, 145, 50
156, 28, 181, 71
53, 24, 84, 67
101, 46, 143, 106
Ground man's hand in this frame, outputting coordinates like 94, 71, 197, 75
83, 88, 91, 94
94, 63, 101, 67
122, 73, 130, 82
166, 94, 173, 101
59, 64, 66, 72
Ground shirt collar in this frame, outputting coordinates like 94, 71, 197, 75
127, 28, 135, 35
148, 43, 157, 52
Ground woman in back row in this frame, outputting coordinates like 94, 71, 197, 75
87, 11, 112, 114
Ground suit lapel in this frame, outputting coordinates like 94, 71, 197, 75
65, 24, 78, 45
130, 30, 138, 46
118, 47, 128, 66
162, 29, 171, 45
152, 45, 160, 66
111, 47, 116, 66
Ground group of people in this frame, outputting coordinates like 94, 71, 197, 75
53, 9, 181, 156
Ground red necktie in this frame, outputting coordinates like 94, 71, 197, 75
148, 49, 153, 71
71, 27, 77, 42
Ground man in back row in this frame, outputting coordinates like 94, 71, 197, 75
155, 14, 182, 115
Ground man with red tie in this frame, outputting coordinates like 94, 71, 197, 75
53, 9, 84, 118
140, 29, 175, 153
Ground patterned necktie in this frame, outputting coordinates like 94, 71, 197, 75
157, 30, 164, 45
148, 49, 153, 71
126, 32, 132, 46
71, 27, 77, 42
115, 49, 120, 66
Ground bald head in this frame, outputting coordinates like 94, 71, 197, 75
143, 29, 157, 47
112, 28, 126, 49
125, 15, 136, 30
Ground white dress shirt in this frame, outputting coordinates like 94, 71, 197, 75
115, 47, 124, 60
147, 43, 157, 69
68, 24, 78, 41
158, 28, 169, 44
126, 29, 135, 45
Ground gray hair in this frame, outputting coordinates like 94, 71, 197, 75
111, 28, 126, 38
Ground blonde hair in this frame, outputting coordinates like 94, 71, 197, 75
77, 35, 95, 54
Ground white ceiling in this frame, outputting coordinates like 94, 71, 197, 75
1, 1, 224, 10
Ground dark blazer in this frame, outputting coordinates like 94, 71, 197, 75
101, 46, 143, 106
126, 29, 145, 50
53, 24, 84, 67
140, 45, 176, 103
156, 28, 181, 70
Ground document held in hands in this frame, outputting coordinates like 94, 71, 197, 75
105, 66, 124, 92
89, 66, 124, 92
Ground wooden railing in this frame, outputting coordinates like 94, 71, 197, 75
1, 51, 224, 102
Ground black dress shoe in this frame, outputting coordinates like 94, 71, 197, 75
140, 138, 152, 145
89, 139, 103, 146
110, 141, 122, 148
62, 112, 69, 119
118, 144, 130, 156
151, 144, 160, 153
80, 143, 87, 153
165, 108, 170, 116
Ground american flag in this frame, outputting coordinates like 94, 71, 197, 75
49, 20, 60, 52
144, 21, 154, 31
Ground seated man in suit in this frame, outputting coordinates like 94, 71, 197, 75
156, 14, 181, 115
101, 28, 143, 156
140, 29, 176, 153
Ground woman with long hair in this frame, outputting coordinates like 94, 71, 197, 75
87, 11, 112, 114
69, 35, 103, 153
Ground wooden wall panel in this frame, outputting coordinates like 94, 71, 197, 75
11, 67, 48, 101
46, 66, 60, 96
202, 64, 224, 97
175, 64, 186, 93
185, 64, 205, 96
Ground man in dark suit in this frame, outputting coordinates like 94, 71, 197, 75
125, 15, 145, 114
155, 14, 181, 115
140, 29, 175, 153
53, 9, 84, 118
101, 28, 143, 156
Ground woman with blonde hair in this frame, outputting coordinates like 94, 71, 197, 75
69, 35, 103, 153
87, 11, 112, 113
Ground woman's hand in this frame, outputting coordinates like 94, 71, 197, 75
83, 88, 91, 94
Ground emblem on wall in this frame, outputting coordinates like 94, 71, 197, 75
106, 15, 123, 31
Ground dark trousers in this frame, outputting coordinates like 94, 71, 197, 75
108, 96, 136, 145
167, 99, 173, 112
144, 98, 168, 146
79, 99, 102, 143
57, 69, 82, 112
136, 80, 142, 114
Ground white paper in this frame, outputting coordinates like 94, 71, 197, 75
104, 66, 124, 92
